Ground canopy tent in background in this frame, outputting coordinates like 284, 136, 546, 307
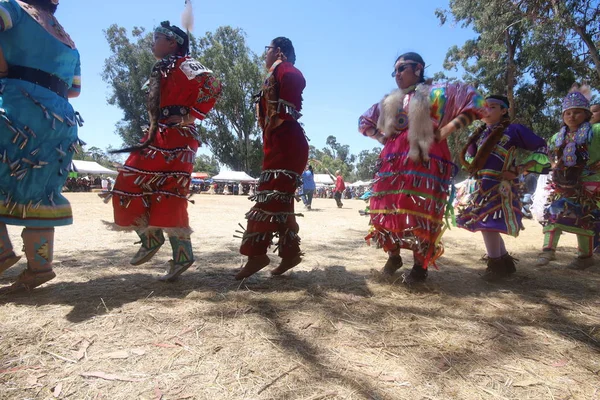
191, 172, 210, 179
70, 160, 118, 176
211, 171, 257, 182
313, 174, 334, 185
348, 180, 372, 187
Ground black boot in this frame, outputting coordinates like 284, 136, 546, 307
381, 255, 403, 276
403, 264, 428, 284
482, 256, 509, 281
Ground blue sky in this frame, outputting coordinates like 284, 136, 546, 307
61, 0, 475, 160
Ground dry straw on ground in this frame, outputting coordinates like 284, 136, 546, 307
1, 193, 599, 399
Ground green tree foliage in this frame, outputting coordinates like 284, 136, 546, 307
436, 0, 599, 145
355, 147, 381, 181
193, 154, 220, 175
308, 135, 370, 181
196, 27, 264, 176
102, 25, 156, 147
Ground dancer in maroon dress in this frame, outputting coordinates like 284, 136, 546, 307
236, 37, 309, 280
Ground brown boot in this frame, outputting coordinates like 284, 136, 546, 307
501, 253, 518, 275
381, 255, 403, 276
482, 256, 509, 281
271, 254, 302, 276
403, 264, 428, 284
567, 256, 595, 270
235, 254, 270, 280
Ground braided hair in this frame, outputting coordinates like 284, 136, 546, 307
272, 37, 296, 65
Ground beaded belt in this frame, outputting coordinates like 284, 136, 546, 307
160, 105, 190, 118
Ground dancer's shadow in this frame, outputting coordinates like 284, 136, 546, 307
0, 247, 373, 324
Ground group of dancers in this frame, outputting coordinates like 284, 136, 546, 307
0, 0, 598, 294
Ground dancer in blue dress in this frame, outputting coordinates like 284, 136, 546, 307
0, 0, 82, 291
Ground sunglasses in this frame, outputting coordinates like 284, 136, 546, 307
391, 63, 418, 77
265, 45, 276, 51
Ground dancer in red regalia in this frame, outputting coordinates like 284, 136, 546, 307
107, 10, 221, 282
235, 37, 309, 280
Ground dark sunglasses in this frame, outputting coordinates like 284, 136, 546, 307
391, 63, 418, 77
265, 45, 276, 51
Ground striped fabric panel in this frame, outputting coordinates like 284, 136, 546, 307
70, 76, 81, 92
0, 5, 13, 31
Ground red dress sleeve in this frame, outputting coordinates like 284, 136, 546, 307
190, 73, 222, 120
162, 58, 222, 120
274, 62, 306, 121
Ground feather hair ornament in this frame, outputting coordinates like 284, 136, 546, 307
181, 0, 194, 33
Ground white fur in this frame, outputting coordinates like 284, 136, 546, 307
376, 84, 434, 162
377, 89, 407, 138
408, 84, 434, 162
181, 0, 194, 32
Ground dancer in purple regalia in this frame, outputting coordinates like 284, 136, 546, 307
456, 95, 550, 280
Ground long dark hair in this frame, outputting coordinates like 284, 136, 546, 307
395, 52, 425, 83
21, 0, 58, 14
272, 37, 296, 65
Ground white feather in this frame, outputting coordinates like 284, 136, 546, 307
569, 83, 592, 101
181, 0, 194, 32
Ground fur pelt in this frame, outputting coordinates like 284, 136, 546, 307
377, 88, 407, 138
377, 84, 434, 162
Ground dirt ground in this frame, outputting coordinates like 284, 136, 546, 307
0, 193, 599, 400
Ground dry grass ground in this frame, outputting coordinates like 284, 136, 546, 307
0, 193, 599, 400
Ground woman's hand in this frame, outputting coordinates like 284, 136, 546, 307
435, 125, 452, 142
376, 134, 387, 145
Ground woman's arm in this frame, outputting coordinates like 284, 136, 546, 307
437, 111, 478, 141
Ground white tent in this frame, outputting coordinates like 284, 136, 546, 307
212, 171, 257, 182
348, 180, 372, 187
313, 174, 334, 185
70, 160, 118, 175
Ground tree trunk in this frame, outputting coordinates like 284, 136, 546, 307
573, 25, 600, 82
550, 0, 600, 81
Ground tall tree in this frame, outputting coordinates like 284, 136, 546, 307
514, 0, 600, 83
436, 0, 597, 140
196, 26, 264, 176
355, 147, 381, 181
102, 25, 156, 146
436, 0, 529, 119
193, 154, 220, 175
